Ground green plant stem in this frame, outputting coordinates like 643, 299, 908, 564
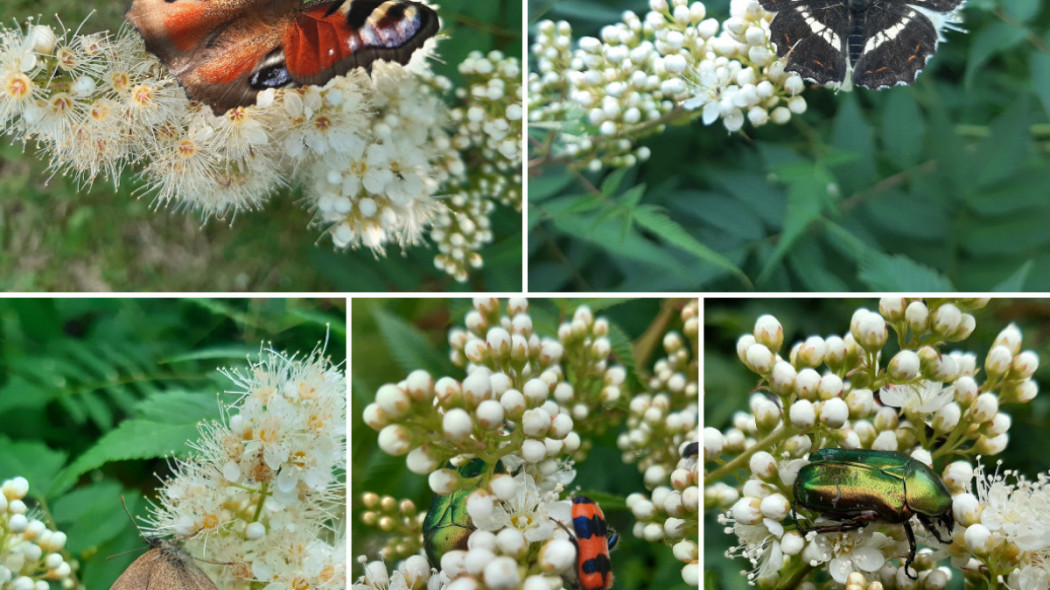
705, 425, 797, 485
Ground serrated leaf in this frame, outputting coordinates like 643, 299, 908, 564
631, 205, 751, 288
967, 167, 1050, 214
371, 309, 454, 376
165, 345, 260, 364
858, 253, 956, 291
51, 417, 205, 497
528, 170, 574, 203
758, 161, 835, 284
134, 390, 221, 424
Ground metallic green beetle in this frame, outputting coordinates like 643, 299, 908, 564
792, 448, 955, 579
422, 458, 488, 565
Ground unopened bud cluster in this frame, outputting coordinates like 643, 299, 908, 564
357, 493, 423, 562
706, 298, 1043, 586
432, 51, 523, 282
0, 478, 74, 590
529, 0, 807, 172
616, 301, 698, 586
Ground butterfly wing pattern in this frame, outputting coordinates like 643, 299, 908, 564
126, 0, 438, 115
757, 0, 965, 90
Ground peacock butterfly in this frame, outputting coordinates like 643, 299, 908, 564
126, 0, 439, 115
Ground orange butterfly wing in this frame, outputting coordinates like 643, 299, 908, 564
284, 0, 438, 84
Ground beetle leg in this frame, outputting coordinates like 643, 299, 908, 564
917, 513, 954, 545
902, 520, 918, 580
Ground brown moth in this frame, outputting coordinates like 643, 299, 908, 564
110, 537, 219, 590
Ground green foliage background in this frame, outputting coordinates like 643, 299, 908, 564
0, 298, 346, 590
703, 298, 1050, 589
350, 298, 694, 590
0, 0, 522, 292
528, 0, 1050, 292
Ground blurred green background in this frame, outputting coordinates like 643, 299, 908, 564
0, 0, 521, 292
528, 0, 1050, 292
351, 298, 694, 590
704, 298, 1050, 589
0, 298, 345, 590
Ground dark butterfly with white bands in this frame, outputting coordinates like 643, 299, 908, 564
757, 0, 965, 90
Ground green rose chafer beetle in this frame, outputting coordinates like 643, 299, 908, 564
792, 448, 955, 579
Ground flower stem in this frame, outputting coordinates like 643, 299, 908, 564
705, 424, 797, 485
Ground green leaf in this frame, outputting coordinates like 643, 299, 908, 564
858, 253, 956, 291
966, 167, 1050, 215
631, 205, 752, 288
50, 395, 215, 497
964, 21, 1027, 89
165, 345, 260, 364
993, 261, 1032, 291
371, 308, 455, 376
0, 436, 67, 500
973, 99, 1032, 187
881, 89, 925, 170
1032, 52, 1050, 122
758, 161, 836, 285
830, 94, 877, 190
529, 170, 575, 203
1003, 0, 1040, 22
51, 481, 130, 552
965, 212, 1050, 255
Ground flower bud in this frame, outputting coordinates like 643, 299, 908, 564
993, 323, 1022, 355
730, 497, 762, 525
943, 461, 974, 494
824, 336, 846, 370
851, 310, 887, 352
745, 343, 775, 374
931, 303, 962, 336
703, 427, 724, 460
964, 523, 992, 555
953, 376, 978, 406
818, 398, 848, 428
796, 336, 826, 367
879, 298, 906, 321
932, 403, 961, 433
905, 301, 929, 333
736, 335, 757, 364
1009, 350, 1039, 380
753, 314, 784, 353
888, 350, 920, 381
953, 493, 980, 526
750, 451, 778, 482
985, 345, 1013, 378
759, 493, 790, 520
789, 399, 815, 429
794, 368, 821, 400
970, 393, 998, 423
975, 433, 1007, 455
769, 361, 797, 395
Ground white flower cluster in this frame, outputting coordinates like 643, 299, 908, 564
705, 299, 1042, 587
619, 301, 699, 585
148, 346, 346, 590
529, 0, 807, 170
956, 463, 1050, 590
431, 51, 522, 282
0, 478, 73, 590
679, 0, 805, 131
0, 16, 522, 281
